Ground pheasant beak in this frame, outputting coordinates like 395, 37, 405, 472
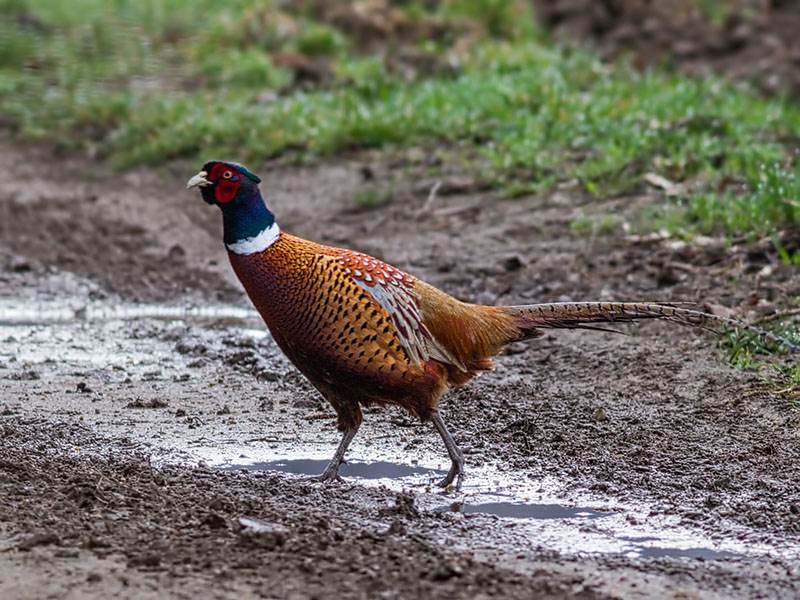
186, 171, 212, 189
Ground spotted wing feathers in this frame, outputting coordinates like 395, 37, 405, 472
336, 251, 466, 370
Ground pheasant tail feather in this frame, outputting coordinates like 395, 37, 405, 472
498, 302, 800, 353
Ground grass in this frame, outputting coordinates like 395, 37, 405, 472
695, 0, 735, 26
721, 317, 800, 395
1, 0, 799, 246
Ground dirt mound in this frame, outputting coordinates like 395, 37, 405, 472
533, 0, 800, 96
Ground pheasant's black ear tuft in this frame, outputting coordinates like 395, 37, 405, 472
226, 162, 261, 184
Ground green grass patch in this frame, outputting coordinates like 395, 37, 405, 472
1, 0, 799, 245
720, 314, 800, 395
694, 0, 735, 26
569, 213, 621, 237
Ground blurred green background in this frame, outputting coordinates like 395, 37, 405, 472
1, 0, 799, 246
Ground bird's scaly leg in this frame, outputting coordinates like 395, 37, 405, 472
432, 410, 464, 490
312, 426, 359, 483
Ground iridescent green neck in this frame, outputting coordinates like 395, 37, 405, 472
220, 188, 276, 247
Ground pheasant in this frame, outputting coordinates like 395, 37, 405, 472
187, 160, 799, 489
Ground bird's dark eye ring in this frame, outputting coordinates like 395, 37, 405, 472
222, 170, 233, 179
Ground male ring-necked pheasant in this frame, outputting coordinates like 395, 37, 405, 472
188, 160, 798, 489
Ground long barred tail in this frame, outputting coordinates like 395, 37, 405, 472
500, 302, 800, 353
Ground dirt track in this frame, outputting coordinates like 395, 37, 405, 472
1, 140, 799, 599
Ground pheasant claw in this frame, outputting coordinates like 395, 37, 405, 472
304, 470, 343, 484
306, 426, 358, 484
432, 411, 465, 491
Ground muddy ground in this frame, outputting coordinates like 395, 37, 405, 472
534, 0, 800, 97
1, 138, 799, 599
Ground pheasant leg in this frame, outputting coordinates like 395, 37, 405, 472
312, 426, 358, 483
432, 411, 464, 490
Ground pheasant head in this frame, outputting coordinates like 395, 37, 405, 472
187, 161, 279, 254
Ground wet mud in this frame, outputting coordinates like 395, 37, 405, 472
1, 140, 800, 598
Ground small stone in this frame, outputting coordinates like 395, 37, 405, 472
126, 397, 168, 409
430, 563, 463, 581
257, 370, 280, 382
17, 532, 59, 551
386, 518, 406, 536
11, 370, 39, 381
11, 259, 31, 273
237, 517, 289, 550
203, 512, 228, 530
502, 256, 524, 271
128, 552, 162, 568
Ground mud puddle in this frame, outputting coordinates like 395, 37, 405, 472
216, 456, 765, 561
218, 458, 444, 480
2, 296, 798, 570
0, 299, 260, 326
0, 298, 263, 376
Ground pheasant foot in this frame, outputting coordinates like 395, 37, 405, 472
309, 426, 358, 483
432, 410, 465, 490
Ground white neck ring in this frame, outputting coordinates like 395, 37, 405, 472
226, 223, 281, 255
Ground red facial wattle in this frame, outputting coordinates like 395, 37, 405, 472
215, 178, 240, 203
208, 163, 241, 204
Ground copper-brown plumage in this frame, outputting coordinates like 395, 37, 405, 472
228, 234, 453, 430
189, 161, 799, 489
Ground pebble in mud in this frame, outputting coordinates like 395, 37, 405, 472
16, 532, 60, 551
237, 517, 290, 550
10, 369, 39, 380
126, 397, 168, 409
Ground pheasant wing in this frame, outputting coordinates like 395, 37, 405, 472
334, 251, 466, 370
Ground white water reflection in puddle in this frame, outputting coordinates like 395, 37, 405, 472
0, 301, 261, 325
0, 299, 266, 373
215, 456, 756, 561
219, 458, 440, 480
443, 501, 605, 520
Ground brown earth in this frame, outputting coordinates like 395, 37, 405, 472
533, 0, 800, 97
1, 138, 799, 599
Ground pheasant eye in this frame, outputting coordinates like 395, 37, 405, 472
222, 170, 233, 179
